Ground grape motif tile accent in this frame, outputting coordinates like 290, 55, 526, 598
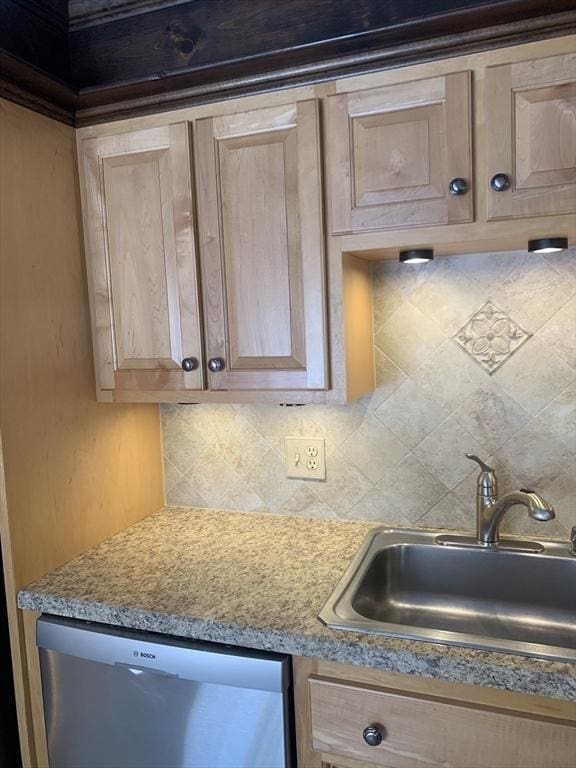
453, 301, 531, 374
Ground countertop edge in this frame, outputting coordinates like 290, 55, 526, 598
18, 589, 576, 702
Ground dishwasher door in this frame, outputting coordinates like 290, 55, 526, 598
37, 615, 293, 768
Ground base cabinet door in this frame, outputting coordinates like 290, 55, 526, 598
327, 72, 473, 233
486, 52, 576, 220
80, 124, 204, 395
194, 100, 328, 391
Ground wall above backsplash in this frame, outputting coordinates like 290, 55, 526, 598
162, 247, 576, 537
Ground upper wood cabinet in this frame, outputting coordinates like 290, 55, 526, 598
194, 100, 328, 391
80, 124, 205, 393
327, 72, 473, 233
485, 52, 576, 220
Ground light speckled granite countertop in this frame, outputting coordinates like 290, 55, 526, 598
18, 507, 575, 701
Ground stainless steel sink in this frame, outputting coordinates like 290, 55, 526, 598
319, 528, 576, 662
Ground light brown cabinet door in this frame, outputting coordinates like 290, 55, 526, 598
195, 100, 328, 391
327, 72, 473, 233
310, 677, 576, 768
486, 53, 576, 220
81, 124, 204, 393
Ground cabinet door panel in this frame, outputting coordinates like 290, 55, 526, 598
328, 72, 473, 233
486, 53, 576, 220
310, 677, 576, 768
195, 100, 328, 391
81, 124, 204, 392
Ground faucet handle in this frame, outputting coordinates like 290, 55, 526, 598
466, 454, 494, 473
466, 454, 497, 496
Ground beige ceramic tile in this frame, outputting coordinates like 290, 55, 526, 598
536, 298, 576, 370
277, 486, 337, 519
244, 449, 301, 510
375, 378, 451, 450
543, 247, 576, 289
371, 257, 437, 300
212, 411, 271, 479
168, 476, 208, 509
494, 420, 575, 490
494, 254, 575, 334
535, 383, 576, 452
374, 302, 445, 374
411, 341, 486, 411
408, 258, 485, 335
185, 444, 264, 511
163, 457, 184, 496
370, 348, 408, 408
340, 414, 409, 483
417, 492, 473, 532
312, 450, 374, 517
162, 414, 213, 475
448, 250, 530, 294
307, 400, 367, 454
239, 404, 326, 454
493, 336, 575, 417
452, 383, 531, 455
414, 414, 489, 490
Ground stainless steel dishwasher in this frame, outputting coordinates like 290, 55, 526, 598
37, 615, 294, 768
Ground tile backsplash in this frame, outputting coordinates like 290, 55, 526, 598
162, 248, 576, 537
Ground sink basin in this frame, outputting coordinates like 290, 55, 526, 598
319, 529, 576, 662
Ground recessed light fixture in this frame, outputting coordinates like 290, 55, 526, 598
528, 237, 568, 254
399, 248, 434, 264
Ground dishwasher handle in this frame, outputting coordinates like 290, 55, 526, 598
115, 661, 179, 678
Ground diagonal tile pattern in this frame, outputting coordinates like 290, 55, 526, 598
163, 247, 576, 537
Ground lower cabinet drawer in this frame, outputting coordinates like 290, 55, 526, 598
309, 677, 576, 768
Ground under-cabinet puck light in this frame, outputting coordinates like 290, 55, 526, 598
399, 248, 434, 264
528, 237, 568, 254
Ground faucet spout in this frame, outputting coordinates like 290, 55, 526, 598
465, 454, 556, 546
479, 489, 555, 545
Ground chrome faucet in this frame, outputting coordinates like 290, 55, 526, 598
465, 454, 555, 545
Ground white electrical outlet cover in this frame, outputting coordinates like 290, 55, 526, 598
284, 436, 326, 480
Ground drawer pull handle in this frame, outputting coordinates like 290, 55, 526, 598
362, 724, 384, 747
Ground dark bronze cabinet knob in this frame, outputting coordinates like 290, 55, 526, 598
490, 173, 511, 192
181, 357, 199, 372
448, 177, 468, 195
362, 725, 384, 747
208, 357, 225, 373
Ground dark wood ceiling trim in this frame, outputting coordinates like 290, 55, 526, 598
69, 0, 576, 91
0, 0, 574, 126
68, 0, 189, 29
0, 52, 76, 126
1, 0, 70, 82
75, 9, 576, 126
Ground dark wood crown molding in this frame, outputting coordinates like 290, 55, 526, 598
0, 0, 574, 127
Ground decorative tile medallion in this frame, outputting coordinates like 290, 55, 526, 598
453, 300, 531, 374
